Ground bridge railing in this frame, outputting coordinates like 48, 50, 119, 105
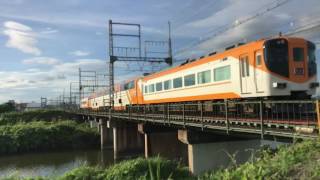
74, 100, 319, 136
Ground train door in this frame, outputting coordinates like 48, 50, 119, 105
239, 54, 251, 94
254, 50, 264, 92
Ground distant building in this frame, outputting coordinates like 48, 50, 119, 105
15, 103, 27, 112
25, 102, 42, 111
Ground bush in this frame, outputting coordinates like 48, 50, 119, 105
0, 121, 99, 154
58, 166, 105, 180
104, 156, 191, 180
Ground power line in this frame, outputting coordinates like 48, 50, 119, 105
174, 0, 292, 57
173, 19, 320, 65
285, 19, 320, 36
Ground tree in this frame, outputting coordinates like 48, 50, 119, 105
0, 102, 15, 113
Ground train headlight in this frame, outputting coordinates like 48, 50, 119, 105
310, 82, 319, 88
272, 82, 287, 89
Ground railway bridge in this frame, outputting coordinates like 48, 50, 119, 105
70, 99, 320, 174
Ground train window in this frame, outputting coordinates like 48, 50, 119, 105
240, 57, 249, 77
173, 77, 183, 88
293, 48, 304, 62
307, 41, 317, 77
148, 84, 155, 93
156, 82, 163, 91
124, 81, 135, 90
256, 54, 262, 66
241, 58, 245, 77
123, 83, 128, 90
164, 80, 172, 90
144, 85, 148, 94
214, 65, 231, 81
184, 74, 196, 86
198, 70, 211, 84
264, 38, 289, 77
246, 58, 250, 76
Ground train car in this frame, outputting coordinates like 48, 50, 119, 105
82, 36, 318, 110
80, 97, 89, 109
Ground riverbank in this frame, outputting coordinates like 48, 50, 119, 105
2, 138, 320, 179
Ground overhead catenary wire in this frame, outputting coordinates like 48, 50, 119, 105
173, 19, 320, 64
174, 0, 293, 57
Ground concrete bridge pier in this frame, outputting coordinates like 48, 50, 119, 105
110, 121, 144, 160
99, 118, 113, 149
89, 118, 99, 129
178, 130, 261, 175
138, 124, 187, 162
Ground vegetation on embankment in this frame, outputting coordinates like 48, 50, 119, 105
0, 110, 74, 125
0, 120, 100, 154
60, 156, 191, 180
199, 138, 320, 180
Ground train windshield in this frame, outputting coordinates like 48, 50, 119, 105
123, 81, 135, 90
307, 41, 317, 77
264, 38, 289, 77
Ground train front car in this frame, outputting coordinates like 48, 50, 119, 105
264, 37, 318, 99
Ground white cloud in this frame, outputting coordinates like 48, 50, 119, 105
53, 59, 105, 75
4, 21, 31, 31
40, 27, 59, 34
70, 50, 91, 57
3, 21, 41, 55
0, 58, 107, 103
22, 57, 60, 65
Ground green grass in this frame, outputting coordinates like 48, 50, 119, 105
60, 156, 191, 180
0, 110, 74, 125
0, 120, 100, 154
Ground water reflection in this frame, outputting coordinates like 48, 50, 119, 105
0, 148, 114, 178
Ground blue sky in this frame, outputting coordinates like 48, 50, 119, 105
0, 0, 319, 103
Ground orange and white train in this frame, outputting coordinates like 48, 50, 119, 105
81, 36, 318, 110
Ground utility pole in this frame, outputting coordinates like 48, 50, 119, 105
168, 21, 173, 63
108, 19, 173, 111
79, 68, 82, 108
69, 82, 72, 105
